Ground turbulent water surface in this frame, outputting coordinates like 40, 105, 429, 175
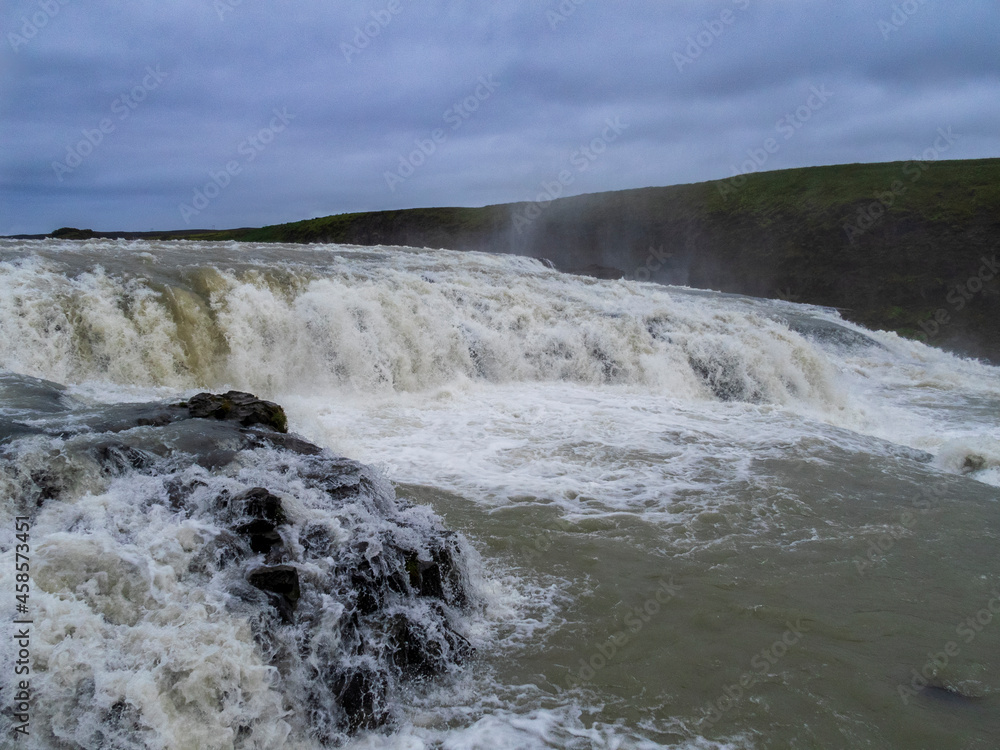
1, 239, 999, 749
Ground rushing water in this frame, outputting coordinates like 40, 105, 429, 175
1, 239, 999, 749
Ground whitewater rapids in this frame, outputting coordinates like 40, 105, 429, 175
1, 239, 999, 749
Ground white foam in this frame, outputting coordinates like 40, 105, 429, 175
0, 240, 850, 413
4, 239, 1000, 747
341, 704, 742, 750
0, 468, 293, 749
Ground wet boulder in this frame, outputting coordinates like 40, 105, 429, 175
963, 454, 986, 473
188, 530, 251, 574
327, 668, 389, 734
245, 431, 324, 456
403, 537, 467, 607
181, 390, 288, 433
225, 487, 288, 554
92, 442, 156, 476
2, 388, 476, 742
383, 610, 473, 679
247, 564, 301, 623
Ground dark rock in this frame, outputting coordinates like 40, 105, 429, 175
447, 623, 474, 663
432, 540, 467, 608
50, 227, 97, 240
188, 530, 250, 574
264, 592, 296, 624
783, 315, 884, 350
246, 431, 324, 455
343, 548, 407, 618
71, 405, 181, 436
351, 573, 380, 616
164, 477, 208, 513
182, 391, 288, 433
688, 353, 763, 403
247, 564, 300, 599
300, 523, 335, 557
402, 539, 466, 606
2, 386, 475, 740
329, 668, 389, 733
384, 611, 473, 678
135, 412, 175, 428
405, 553, 444, 599
104, 699, 144, 737
568, 263, 625, 280
295, 455, 393, 510
0, 419, 45, 444
194, 449, 240, 470
305, 459, 366, 502
923, 682, 984, 706
237, 519, 282, 554
963, 454, 986, 473
0, 372, 76, 414
227, 487, 287, 554
369, 547, 411, 595
386, 613, 439, 677
248, 565, 300, 622
231, 487, 287, 525
93, 442, 156, 475
29, 469, 66, 504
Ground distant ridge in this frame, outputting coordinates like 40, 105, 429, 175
15, 158, 1000, 362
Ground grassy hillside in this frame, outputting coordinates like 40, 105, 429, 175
32, 158, 1000, 362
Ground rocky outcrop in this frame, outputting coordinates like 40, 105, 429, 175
0, 382, 475, 743
180, 390, 289, 433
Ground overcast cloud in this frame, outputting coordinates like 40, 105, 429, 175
1, 0, 997, 235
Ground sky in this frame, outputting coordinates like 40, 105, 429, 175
1, 0, 998, 235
